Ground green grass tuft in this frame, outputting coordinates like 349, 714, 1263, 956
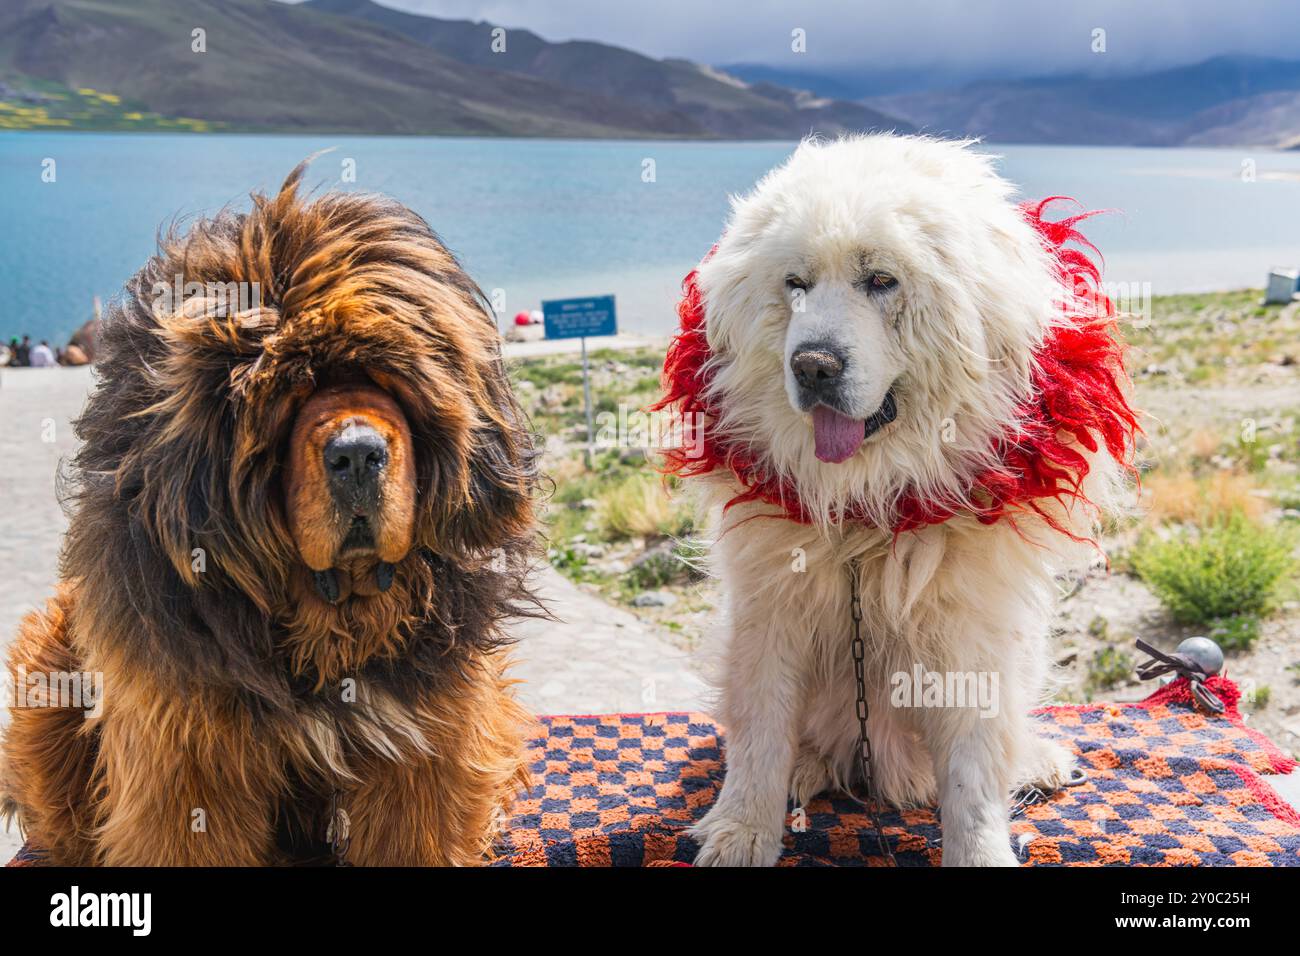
1087, 646, 1133, 693
1131, 513, 1294, 631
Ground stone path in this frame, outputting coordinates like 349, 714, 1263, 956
509, 565, 709, 717
0, 367, 86, 654
0, 365, 89, 863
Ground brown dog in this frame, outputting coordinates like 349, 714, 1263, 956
0, 162, 539, 865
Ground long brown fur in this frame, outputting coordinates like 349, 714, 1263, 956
0, 161, 540, 865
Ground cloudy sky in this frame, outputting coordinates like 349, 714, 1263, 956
366, 0, 1295, 79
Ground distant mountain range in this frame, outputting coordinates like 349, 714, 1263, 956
0, 0, 1297, 147
717, 63, 983, 100
0, 0, 909, 138
729, 55, 1300, 149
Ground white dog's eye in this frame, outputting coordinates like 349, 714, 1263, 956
784, 275, 810, 291
867, 272, 897, 292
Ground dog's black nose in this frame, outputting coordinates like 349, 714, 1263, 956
791, 345, 846, 395
324, 424, 388, 510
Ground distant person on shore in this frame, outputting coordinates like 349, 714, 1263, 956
69, 318, 100, 364
29, 339, 56, 367
14, 335, 31, 367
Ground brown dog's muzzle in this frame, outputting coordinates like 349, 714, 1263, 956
284, 382, 417, 604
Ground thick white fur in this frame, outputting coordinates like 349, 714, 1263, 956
687, 135, 1124, 867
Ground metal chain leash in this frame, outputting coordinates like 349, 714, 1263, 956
848, 560, 1087, 861
1009, 784, 1048, 819
848, 561, 896, 865
1010, 766, 1088, 819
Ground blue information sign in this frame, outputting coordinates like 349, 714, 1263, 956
542, 295, 617, 340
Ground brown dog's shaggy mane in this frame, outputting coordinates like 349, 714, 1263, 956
66, 159, 540, 702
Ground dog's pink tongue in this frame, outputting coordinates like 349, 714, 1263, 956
812, 406, 865, 463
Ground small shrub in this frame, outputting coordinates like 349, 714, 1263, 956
624, 540, 703, 590
1186, 429, 1223, 466
549, 462, 600, 505
1235, 435, 1271, 473
625, 550, 682, 590
1087, 647, 1133, 692
1277, 487, 1300, 515
1141, 471, 1264, 526
516, 361, 581, 387
1207, 614, 1262, 652
596, 472, 693, 541
1131, 513, 1293, 627
548, 545, 590, 578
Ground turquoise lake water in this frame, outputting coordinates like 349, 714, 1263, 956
2, 132, 1299, 345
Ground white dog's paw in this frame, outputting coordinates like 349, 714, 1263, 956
691, 808, 784, 867
941, 831, 1020, 868
789, 746, 833, 806
1019, 737, 1079, 792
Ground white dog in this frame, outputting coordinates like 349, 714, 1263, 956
656, 135, 1137, 867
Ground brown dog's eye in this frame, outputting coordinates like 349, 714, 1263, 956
785, 275, 809, 291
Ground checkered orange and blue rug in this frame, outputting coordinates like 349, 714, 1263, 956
488, 676, 1299, 867
8, 676, 1299, 866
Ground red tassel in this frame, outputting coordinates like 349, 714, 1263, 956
653, 200, 1141, 536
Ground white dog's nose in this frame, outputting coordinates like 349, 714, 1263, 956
791, 345, 846, 397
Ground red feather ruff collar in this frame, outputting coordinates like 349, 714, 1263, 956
652, 198, 1140, 537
